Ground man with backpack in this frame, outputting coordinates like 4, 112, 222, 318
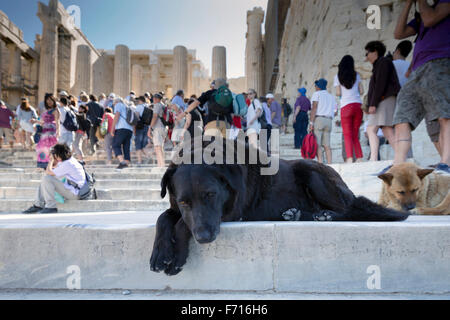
22, 144, 90, 214
177, 78, 233, 138
86, 95, 104, 155
281, 98, 292, 135
58, 97, 78, 149
135, 96, 153, 165
393, 0, 450, 174
111, 98, 134, 169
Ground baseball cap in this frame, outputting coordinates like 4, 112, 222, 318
315, 78, 328, 90
59, 91, 68, 97
266, 93, 275, 99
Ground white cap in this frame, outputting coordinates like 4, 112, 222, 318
59, 91, 68, 97
266, 93, 275, 99
108, 93, 116, 99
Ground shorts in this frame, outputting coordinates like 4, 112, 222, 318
393, 58, 450, 130
58, 132, 74, 148
367, 96, 396, 127
204, 120, 227, 138
0, 127, 13, 142
314, 116, 332, 147
152, 127, 167, 147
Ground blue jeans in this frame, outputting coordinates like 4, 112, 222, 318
294, 111, 308, 149
135, 126, 149, 151
112, 129, 133, 161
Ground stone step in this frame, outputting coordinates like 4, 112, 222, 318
0, 213, 448, 294
0, 172, 165, 180
0, 199, 169, 213
0, 187, 164, 201
0, 179, 161, 189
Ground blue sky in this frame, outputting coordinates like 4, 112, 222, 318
1, 0, 268, 78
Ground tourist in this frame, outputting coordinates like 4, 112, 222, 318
86, 94, 104, 155
392, 40, 413, 87
393, 0, 450, 173
293, 88, 311, 149
260, 97, 273, 147
135, 96, 150, 165
22, 143, 86, 214
101, 107, 115, 165
334, 55, 364, 164
365, 40, 400, 162
73, 104, 90, 162
125, 91, 136, 104
58, 97, 76, 149
170, 103, 186, 147
59, 91, 69, 102
148, 93, 167, 167
0, 100, 15, 149
246, 89, 263, 149
172, 90, 186, 111
34, 93, 60, 169
98, 93, 108, 109
16, 98, 38, 150
184, 98, 204, 141
111, 97, 134, 169
267, 94, 282, 132
281, 98, 292, 135
309, 79, 337, 164
178, 78, 233, 138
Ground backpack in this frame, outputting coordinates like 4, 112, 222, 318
67, 164, 97, 200
136, 106, 153, 130
99, 116, 109, 137
284, 103, 292, 117
120, 104, 139, 127
301, 133, 318, 159
159, 106, 174, 128
232, 93, 248, 117
209, 86, 233, 116
253, 101, 268, 130
62, 108, 79, 131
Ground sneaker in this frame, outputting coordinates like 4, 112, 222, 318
435, 163, 450, 174
23, 205, 43, 214
39, 208, 58, 214
116, 162, 129, 170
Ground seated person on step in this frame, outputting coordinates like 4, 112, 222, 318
23, 143, 86, 214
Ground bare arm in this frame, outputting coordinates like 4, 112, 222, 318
310, 102, 318, 124
111, 112, 120, 137
394, 0, 417, 39
418, 0, 450, 28
359, 81, 364, 96
335, 86, 342, 98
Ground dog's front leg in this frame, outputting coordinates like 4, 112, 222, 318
150, 209, 181, 273
164, 219, 192, 276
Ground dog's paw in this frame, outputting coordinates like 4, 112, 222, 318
150, 239, 175, 273
313, 211, 334, 222
164, 248, 189, 276
282, 208, 302, 221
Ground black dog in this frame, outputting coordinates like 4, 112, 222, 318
150, 138, 408, 275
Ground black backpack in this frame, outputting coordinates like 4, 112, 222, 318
136, 106, 153, 130
67, 164, 97, 200
62, 108, 79, 132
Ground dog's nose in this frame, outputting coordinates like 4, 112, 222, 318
404, 203, 416, 211
194, 227, 216, 244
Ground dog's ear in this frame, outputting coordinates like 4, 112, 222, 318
212, 165, 246, 220
161, 165, 177, 198
417, 168, 434, 180
378, 173, 394, 186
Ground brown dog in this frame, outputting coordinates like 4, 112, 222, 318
378, 163, 450, 215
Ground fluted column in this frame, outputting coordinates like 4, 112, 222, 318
113, 44, 130, 98
212, 46, 227, 81
172, 45, 188, 93
131, 64, 143, 95
37, 18, 58, 103
245, 7, 265, 94
7, 43, 23, 106
74, 45, 92, 95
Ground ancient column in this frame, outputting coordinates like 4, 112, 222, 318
212, 46, 227, 81
113, 44, 130, 98
131, 64, 143, 95
7, 43, 23, 106
172, 45, 188, 93
74, 45, 92, 95
37, 18, 58, 103
149, 53, 159, 93
245, 7, 265, 94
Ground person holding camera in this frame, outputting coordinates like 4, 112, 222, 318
23, 143, 86, 214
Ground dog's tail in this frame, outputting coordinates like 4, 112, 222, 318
346, 196, 409, 221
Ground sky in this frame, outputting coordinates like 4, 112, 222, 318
1, 0, 268, 78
